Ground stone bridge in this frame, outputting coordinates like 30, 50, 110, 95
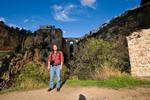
63, 38, 80, 60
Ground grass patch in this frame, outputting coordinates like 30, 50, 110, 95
66, 75, 150, 88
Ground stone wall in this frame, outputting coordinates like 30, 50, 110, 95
127, 29, 150, 76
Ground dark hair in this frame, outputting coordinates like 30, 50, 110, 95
51, 43, 60, 51
52, 43, 57, 47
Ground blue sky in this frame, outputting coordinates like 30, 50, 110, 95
0, 0, 140, 37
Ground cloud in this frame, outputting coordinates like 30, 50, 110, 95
23, 19, 29, 23
8, 23, 22, 29
80, 0, 96, 9
63, 30, 66, 34
52, 4, 78, 22
0, 17, 6, 22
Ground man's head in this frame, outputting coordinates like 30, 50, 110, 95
52, 44, 58, 51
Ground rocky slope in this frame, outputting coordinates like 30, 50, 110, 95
82, 2, 150, 44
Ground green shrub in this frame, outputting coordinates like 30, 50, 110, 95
69, 38, 130, 79
11, 62, 49, 90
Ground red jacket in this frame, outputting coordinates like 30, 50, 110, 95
48, 51, 64, 65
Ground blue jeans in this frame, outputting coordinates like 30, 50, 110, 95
50, 65, 60, 89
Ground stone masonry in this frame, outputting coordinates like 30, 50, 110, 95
127, 29, 150, 76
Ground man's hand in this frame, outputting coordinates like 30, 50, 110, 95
47, 66, 50, 71
60, 62, 63, 70
47, 62, 50, 71
60, 65, 63, 70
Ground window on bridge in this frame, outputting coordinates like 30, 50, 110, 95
70, 41, 74, 59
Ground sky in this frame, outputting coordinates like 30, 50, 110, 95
0, 0, 140, 37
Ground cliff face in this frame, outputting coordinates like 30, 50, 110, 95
0, 22, 20, 51
0, 23, 63, 53
36, 26, 63, 50
85, 3, 150, 44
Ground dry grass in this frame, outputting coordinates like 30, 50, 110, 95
91, 65, 122, 80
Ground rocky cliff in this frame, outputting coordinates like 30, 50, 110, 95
84, 3, 150, 43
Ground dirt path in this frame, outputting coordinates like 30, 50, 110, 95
0, 86, 150, 100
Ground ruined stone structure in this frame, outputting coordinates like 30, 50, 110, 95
127, 29, 150, 76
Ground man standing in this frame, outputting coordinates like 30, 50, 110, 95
47, 44, 64, 92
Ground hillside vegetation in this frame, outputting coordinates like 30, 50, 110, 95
69, 38, 130, 80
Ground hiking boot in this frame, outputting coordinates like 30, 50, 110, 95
47, 88, 52, 92
56, 88, 60, 92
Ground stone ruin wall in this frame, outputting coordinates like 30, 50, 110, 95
127, 29, 150, 76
